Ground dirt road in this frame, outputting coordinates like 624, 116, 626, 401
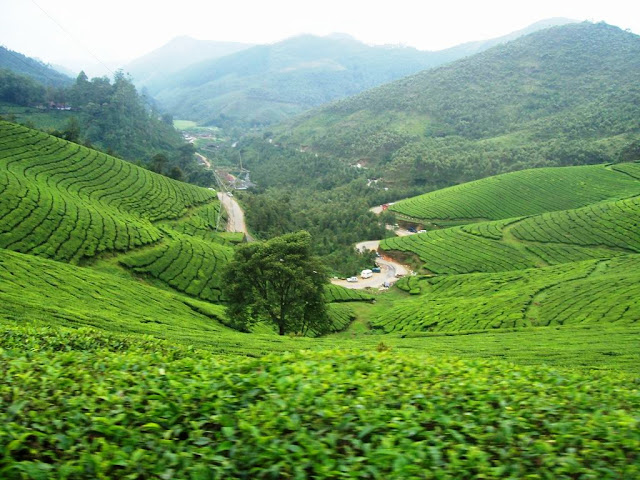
218, 192, 253, 241
331, 240, 410, 290
195, 153, 211, 169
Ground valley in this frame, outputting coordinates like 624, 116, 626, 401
1, 16, 639, 480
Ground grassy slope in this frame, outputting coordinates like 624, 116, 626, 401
1, 246, 638, 373
0, 121, 372, 335
0, 121, 244, 303
389, 162, 640, 222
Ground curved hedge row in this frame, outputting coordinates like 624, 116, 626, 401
390, 163, 640, 222
382, 228, 537, 274
120, 232, 234, 303
370, 255, 640, 333
511, 195, 640, 252
0, 121, 216, 262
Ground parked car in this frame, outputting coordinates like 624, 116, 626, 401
347, 276, 358, 282
372, 267, 381, 273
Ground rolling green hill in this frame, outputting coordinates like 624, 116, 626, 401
0, 121, 241, 306
0, 121, 370, 335
370, 254, 640, 333
278, 22, 640, 188
151, 20, 573, 128
381, 192, 640, 274
0, 121, 214, 263
390, 163, 640, 223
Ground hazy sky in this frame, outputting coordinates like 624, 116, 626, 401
2, 0, 639, 77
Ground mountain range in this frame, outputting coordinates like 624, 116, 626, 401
134, 18, 575, 127
0, 46, 72, 87
275, 22, 640, 187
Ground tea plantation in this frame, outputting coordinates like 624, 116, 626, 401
381, 192, 640, 274
1, 121, 640, 477
389, 163, 640, 223
0, 122, 215, 260
369, 254, 640, 333
0, 328, 638, 479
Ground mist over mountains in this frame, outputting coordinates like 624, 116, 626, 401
124, 18, 575, 127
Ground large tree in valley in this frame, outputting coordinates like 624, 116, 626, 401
222, 231, 329, 335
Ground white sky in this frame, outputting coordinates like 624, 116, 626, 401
2, 0, 639, 77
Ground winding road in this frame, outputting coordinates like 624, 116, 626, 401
208, 146, 409, 286
218, 192, 254, 241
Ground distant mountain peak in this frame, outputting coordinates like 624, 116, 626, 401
325, 32, 359, 42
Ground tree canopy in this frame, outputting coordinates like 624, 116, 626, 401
222, 231, 329, 336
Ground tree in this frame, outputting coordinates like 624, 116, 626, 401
222, 231, 329, 336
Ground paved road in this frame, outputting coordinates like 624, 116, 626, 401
218, 192, 253, 241
331, 240, 410, 290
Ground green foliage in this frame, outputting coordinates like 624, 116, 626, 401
0, 121, 214, 262
370, 255, 640, 333
0, 46, 72, 88
382, 191, 640, 274
390, 163, 640, 222
324, 284, 374, 303
223, 231, 330, 335
281, 23, 640, 189
0, 339, 638, 479
0, 249, 228, 339
237, 139, 393, 275
0, 69, 46, 106
120, 231, 234, 303
510, 195, 640, 252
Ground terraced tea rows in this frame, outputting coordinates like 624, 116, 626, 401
370, 255, 640, 333
390, 163, 640, 222
382, 228, 537, 274
382, 192, 640, 273
511, 195, 640, 252
324, 284, 374, 302
611, 161, 640, 179
120, 232, 235, 303
0, 248, 227, 339
0, 121, 216, 263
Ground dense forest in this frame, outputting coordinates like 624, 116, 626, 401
279, 23, 640, 188
217, 140, 403, 275
0, 46, 71, 87
0, 67, 213, 186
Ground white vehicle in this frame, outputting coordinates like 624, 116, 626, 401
361, 269, 373, 279
347, 276, 358, 282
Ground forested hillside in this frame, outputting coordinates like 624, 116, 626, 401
0, 46, 72, 87
124, 36, 252, 92
149, 20, 572, 129
0, 61, 211, 184
278, 22, 640, 189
